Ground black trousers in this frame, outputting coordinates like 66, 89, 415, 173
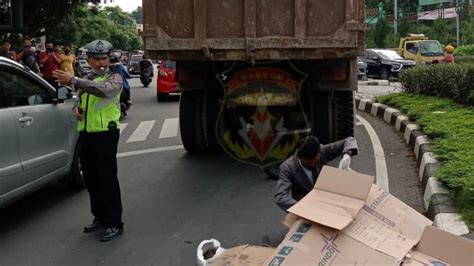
79, 130, 123, 228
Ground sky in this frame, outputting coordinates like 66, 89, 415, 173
102, 0, 141, 13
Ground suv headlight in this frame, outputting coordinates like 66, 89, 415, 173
391, 63, 403, 72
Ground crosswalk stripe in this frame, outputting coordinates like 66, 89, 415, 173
120, 123, 128, 134
126, 120, 156, 143
159, 118, 179, 139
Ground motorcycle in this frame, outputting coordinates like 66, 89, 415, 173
120, 89, 131, 117
139, 59, 153, 87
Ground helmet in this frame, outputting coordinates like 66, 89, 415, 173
85, 40, 113, 58
110, 52, 120, 63
445, 44, 455, 53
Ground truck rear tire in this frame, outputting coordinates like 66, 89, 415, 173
311, 91, 331, 144
157, 92, 168, 102
179, 91, 206, 152
203, 90, 222, 152
334, 91, 354, 140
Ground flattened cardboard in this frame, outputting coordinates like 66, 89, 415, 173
287, 166, 374, 230
265, 219, 398, 265
342, 184, 433, 260
402, 225, 474, 266
284, 166, 433, 261
210, 244, 275, 266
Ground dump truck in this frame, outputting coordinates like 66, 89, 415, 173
142, 0, 364, 168
394, 34, 445, 64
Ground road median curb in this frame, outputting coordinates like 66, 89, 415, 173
358, 80, 390, 86
355, 96, 470, 236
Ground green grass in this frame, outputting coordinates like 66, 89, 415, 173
376, 93, 474, 229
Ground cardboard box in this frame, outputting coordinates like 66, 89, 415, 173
210, 244, 275, 266
274, 166, 434, 264
402, 226, 474, 266
287, 167, 374, 230
267, 219, 398, 265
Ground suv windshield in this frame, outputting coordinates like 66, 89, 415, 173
375, 50, 404, 60
131, 56, 142, 62
420, 41, 444, 56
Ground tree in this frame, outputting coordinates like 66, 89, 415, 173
365, 27, 377, 48
384, 32, 401, 48
374, 18, 390, 48
130, 6, 143, 24
461, 9, 474, 45
48, 4, 142, 51
1, 0, 112, 37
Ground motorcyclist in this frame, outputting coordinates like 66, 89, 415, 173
110, 52, 132, 116
444, 44, 455, 64
139, 55, 153, 87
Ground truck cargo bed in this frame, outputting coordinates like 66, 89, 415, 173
143, 0, 364, 60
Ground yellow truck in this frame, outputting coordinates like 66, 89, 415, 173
394, 34, 445, 64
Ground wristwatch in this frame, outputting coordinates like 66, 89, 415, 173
70, 76, 79, 85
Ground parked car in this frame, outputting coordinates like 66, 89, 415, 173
156, 60, 178, 102
0, 57, 84, 209
365, 49, 416, 80
128, 54, 143, 74
357, 57, 367, 80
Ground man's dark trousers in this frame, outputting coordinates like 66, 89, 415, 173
79, 129, 123, 228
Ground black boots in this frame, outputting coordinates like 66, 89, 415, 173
84, 219, 123, 242
83, 219, 103, 233
99, 226, 123, 242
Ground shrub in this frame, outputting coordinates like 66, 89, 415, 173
399, 64, 474, 106
455, 55, 474, 64
454, 44, 474, 56
377, 93, 474, 229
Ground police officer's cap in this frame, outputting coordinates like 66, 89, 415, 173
85, 40, 113, 59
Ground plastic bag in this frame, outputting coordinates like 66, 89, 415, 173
196, 239, 225, 266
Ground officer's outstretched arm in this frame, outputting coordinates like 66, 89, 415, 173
73, 73, 123, 98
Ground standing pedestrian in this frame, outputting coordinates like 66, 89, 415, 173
1, 38, 16, 61
53, 40, 124, 242
16, 37, 41, 74
39, 42, 61, 87
59, 44, 77, 75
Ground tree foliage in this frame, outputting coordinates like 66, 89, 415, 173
48, 5, 142, 51
374, 19, 390, 48
130, 6, 143, 24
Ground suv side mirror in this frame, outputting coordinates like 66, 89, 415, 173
56, 86, 73, 102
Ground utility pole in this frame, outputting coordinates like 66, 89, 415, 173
456, 0, 460, 46
394, 0, 398, 33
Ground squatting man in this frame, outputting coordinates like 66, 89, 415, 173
275, 136, 358, 211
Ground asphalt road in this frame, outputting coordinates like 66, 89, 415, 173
0, 78, 425, 266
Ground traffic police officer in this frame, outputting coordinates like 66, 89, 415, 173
53, 40, 124, 242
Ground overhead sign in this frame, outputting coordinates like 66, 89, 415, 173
418, 7, 458, 20
419, 0, 451, 6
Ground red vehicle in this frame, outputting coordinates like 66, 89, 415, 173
156, 60, 177, 102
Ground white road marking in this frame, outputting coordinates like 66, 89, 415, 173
126, 120, 156, 143
356, 114, 389, 192
159, 118, 179, 139
120, 123, 128, 134
356, 122, 363, 126
117, 145, 184, 158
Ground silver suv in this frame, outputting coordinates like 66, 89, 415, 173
0, 57, 84, 208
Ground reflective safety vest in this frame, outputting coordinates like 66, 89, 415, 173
77, 72, 121, 132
